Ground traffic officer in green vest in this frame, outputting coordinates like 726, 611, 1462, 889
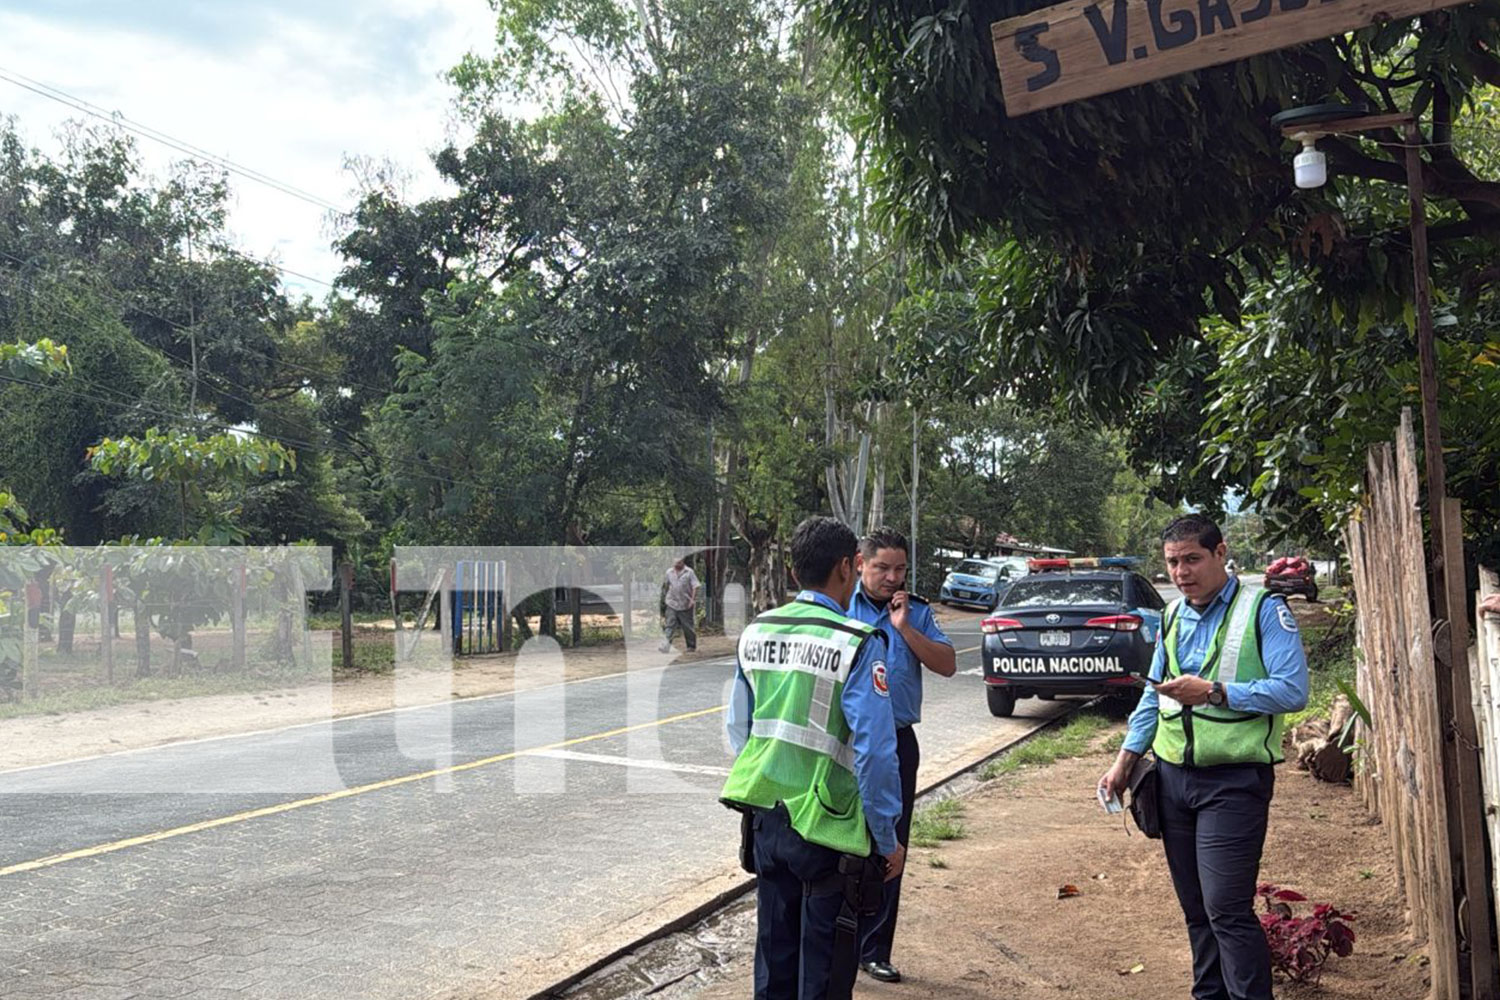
847, 527, 955, 984
723, 515, 906, 1000
1099, 513, 1309, 1000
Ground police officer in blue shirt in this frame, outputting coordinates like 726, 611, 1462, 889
1099, 514, 1309, 1000
846, 527, 955, 984
726, 516, 906, 1000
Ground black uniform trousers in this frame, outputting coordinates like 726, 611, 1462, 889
860, 724, 919, 964
1159, 759, 1276, 1000
751, 804, 851, 1000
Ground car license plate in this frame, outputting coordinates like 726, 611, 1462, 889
1039, 631, 1070, 647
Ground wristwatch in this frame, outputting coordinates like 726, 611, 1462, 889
1208, 681, 1227, 707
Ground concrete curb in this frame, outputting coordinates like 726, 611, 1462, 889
526, 703, 1085, 1000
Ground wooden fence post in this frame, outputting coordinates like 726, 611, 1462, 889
572, 587, 582, 648
1438, 499, 1497, 996
22, 580, 40, 700
1473, 567, 1500, 970
621, 568, 633, 642
339, 561, 354, 670
100, 565, 114, 684
232, 561, 246, 672
440, 568, 453, 655
499, 561, 510, 652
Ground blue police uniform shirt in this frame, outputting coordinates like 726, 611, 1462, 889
847, 582, 953, 728
1123, 575, 1310, 756
725, 590, 904, 855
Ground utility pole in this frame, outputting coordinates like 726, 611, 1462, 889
187, 233, 198, 413
910, 407, 919, 593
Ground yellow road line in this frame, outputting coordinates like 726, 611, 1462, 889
0, 704, 726, 878
956, 644, 981, 654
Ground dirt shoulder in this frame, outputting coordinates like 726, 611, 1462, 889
684, 731, 1428, 1000
0, 634, 737, 772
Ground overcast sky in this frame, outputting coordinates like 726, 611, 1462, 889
0, 0, 498, 299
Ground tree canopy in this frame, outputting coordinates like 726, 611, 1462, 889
812, 1, 1500, 553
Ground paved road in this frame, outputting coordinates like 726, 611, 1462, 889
0, 611, 1073, 1000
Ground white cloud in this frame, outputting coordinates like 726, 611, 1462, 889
0, 0, 498, 298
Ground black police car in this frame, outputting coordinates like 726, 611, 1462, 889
980, 562, 1166, 717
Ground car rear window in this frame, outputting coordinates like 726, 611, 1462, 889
1003, 577, 1122, 607
952, 561, 1000, 580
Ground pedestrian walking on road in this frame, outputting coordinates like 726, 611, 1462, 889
660, 557, 699, 653
1099, 513, 1309, 1000
722, 516, 906, 1000
846, 527, 955, 984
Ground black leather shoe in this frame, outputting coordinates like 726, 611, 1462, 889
861, 961, 902, 983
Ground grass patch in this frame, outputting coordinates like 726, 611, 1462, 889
910, 797, 967, 848
979, 710, 1113, 780
1101, 730, 1125, 755
307, 610, 391, 630
346, 632, 396, 674
928, 856, 949, 869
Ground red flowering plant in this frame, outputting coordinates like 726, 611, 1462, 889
1257, 883, 1357, 984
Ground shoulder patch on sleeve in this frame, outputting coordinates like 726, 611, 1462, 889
872, 661, 890, 697
1275, 601, 1299, 634
907, 593, 930, 606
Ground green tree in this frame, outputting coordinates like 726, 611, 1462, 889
88, 429, 296, 543
351, 0, 811, 568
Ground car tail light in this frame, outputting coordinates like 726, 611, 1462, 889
981, 616, 1023, 634
1085, 614, 1143, 632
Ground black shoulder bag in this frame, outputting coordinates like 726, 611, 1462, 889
1126, 753, 1162, 839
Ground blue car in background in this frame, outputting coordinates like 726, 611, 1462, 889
939, 557, 1027, 611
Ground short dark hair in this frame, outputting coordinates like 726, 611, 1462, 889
1161, 513, 1224, 551
791, 516, 858, 588
859, 527, 909, 560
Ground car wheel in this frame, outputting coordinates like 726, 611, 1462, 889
986, 686, 1017, 718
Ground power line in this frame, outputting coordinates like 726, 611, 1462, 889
0, 368, 508, 500
0, 64, 344, 214
0, 67, 347, 293
1, 367, 678, 508
0, 270, 538, 502
0, 259, 287, 417
1, 265, 683, 510
0, 249, 380, 399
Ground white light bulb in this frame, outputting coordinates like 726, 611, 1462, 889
1293, 139, 1327, 189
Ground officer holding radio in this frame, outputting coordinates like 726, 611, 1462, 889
1099, 514, 1308, 1000
723, 516, 906, 1000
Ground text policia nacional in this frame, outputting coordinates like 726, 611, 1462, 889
993, 656, 1125, 674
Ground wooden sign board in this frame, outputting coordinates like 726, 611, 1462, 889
992, 0, 1473, 115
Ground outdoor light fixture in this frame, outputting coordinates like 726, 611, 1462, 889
1270, 102, 1368, 191
1291, 134, 1327, 189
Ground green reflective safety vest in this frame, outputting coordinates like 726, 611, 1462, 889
1153, 584, 1287, 767
720, 597, 883, 857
